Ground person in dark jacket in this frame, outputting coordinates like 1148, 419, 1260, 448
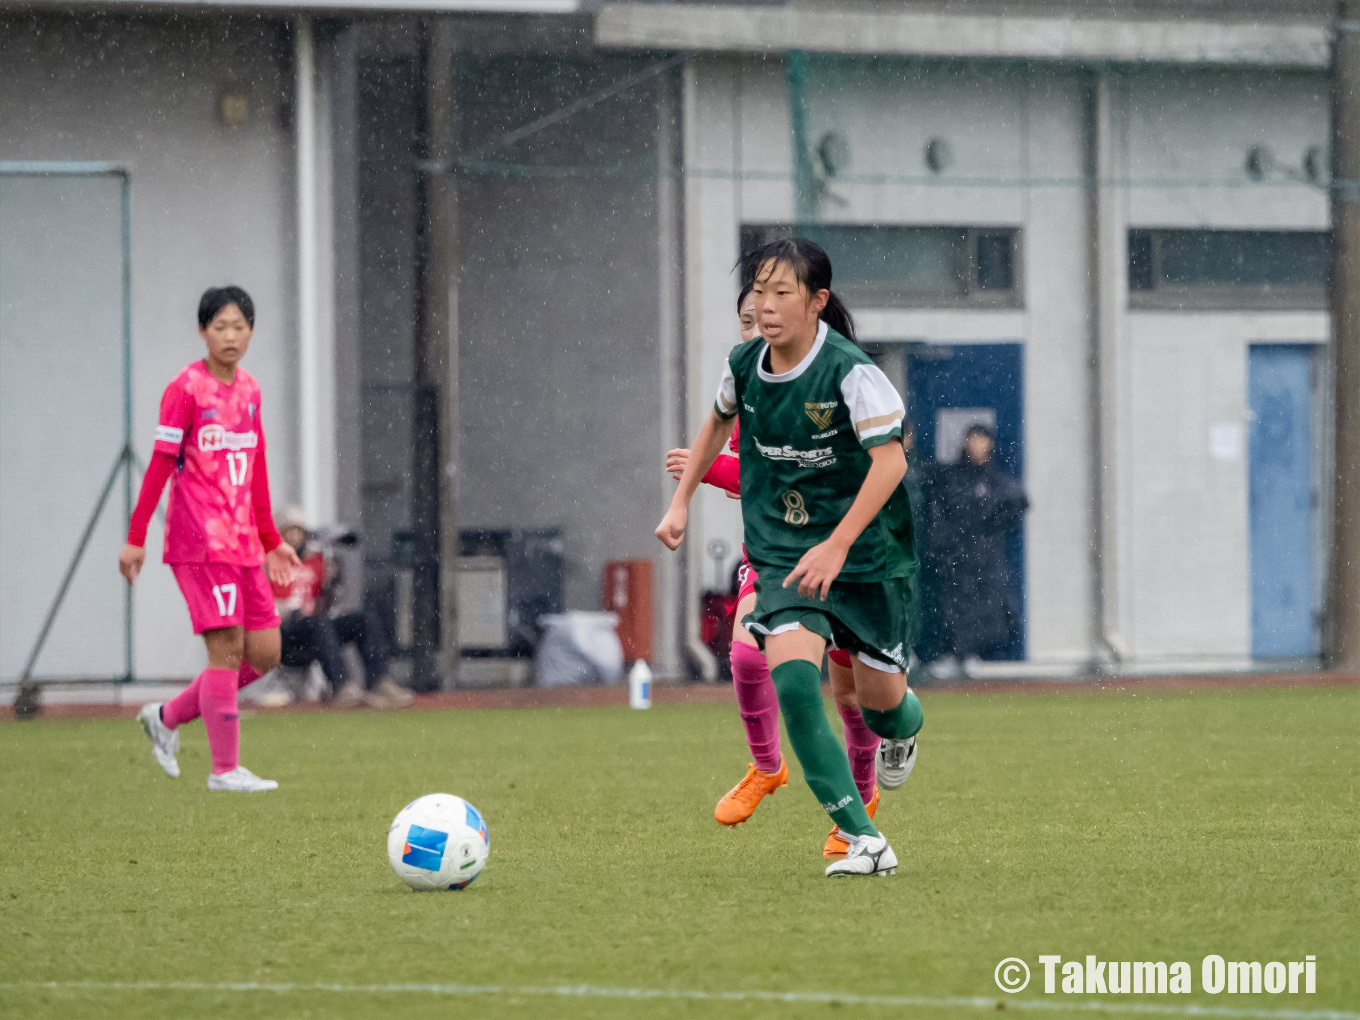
924, 423, 1029, 679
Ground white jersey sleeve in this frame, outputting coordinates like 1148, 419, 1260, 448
714, 357, 738, 419
839, 363, 904, 448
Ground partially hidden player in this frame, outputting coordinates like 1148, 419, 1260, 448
667, 280, 908, 858
657, 238, 923, 877
120, 286, 301, 792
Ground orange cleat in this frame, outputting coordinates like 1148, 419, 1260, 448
823, 787, 880, 858
714, 759, 789, 826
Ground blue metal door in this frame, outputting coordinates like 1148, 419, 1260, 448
1247, 344, 1317, 659
905, 342, 1025, 661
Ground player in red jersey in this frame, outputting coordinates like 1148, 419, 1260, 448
120, 286, 301, 792
667, 285, 892, 853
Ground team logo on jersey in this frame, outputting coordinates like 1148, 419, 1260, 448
754, 438, 836, 468
197, 424, 259, 453
805, 401, 837, 430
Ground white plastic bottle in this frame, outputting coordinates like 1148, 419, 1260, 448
628, 659, 652, 710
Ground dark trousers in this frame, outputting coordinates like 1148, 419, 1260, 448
280, 611, 389, 692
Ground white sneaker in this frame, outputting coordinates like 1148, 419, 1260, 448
929, 656, 962, 681
207, 766, 278, 792
330, 681, 366, 710
876, 735, 917, 790
962, 655, 985, 679
825, 832, 898, 877
374, 678, 415, 708
137, 702, 180, 778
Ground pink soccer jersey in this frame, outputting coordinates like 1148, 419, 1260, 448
153, 360, 268, 566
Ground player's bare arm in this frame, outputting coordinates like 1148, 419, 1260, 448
783, 438, 907, 600
655, 410, 736, 550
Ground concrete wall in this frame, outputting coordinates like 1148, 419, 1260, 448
682, 55, 750, 607
682, 53, 1330, 669
454, 51, 671, 639
0, 13, 298, 679
686, 55, 1099, 666
355, 50, 421, 587
1109, 68, 1330, 667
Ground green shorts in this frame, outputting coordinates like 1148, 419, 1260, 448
742, 570, 918, 672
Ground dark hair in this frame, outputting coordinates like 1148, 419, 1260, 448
964, 422, 995, 440
736, 246, 760, 312
198, 285, 255, 329
746, 237, 856, 343
736, 282, 753, 313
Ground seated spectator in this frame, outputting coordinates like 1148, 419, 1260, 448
272, 507, 413, 709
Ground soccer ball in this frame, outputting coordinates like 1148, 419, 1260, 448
387, 793, 490, 891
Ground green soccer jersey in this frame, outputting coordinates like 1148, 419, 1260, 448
714, 322, 918, 582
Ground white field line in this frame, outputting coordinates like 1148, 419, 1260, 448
0, 981, 1356, 1019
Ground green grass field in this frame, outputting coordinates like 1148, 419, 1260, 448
1, 684, 1356, 1020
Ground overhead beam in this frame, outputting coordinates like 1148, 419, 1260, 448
1330, 5, 1360, 669
595, 4, 1329, 69
1, 0, 578, 13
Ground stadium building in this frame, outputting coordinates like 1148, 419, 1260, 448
0, 0, 1344, 687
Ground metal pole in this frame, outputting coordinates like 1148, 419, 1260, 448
656, 63, 683, 680
409, 21, 444, 692
121, 171, 135, 683
296, 15, 322, 524
1330, 5, 1360, 668
21, 448, 129, 682
426, 21, 462, 691
787, 50, 816, 226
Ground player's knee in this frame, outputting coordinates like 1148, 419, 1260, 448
770, 660, 823, 716
205, 627, 245, 669
252, 646, 281, 673
903, 689, 924, 737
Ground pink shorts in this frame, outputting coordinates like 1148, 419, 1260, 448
171, 563, 280, 634
735, 555, 853, 668
736, 557, 757, 605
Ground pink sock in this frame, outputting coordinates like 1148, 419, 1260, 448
237, 661, 263, 690
198, 667, 241, 775
730, 641, 782, 774
838, 702, 880, 805
160, 674, 204, 729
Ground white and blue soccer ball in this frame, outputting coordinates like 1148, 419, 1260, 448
387, 793, 489, 891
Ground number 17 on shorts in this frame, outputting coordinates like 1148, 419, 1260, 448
211, 583, 238, 617
170, 563, 280, 635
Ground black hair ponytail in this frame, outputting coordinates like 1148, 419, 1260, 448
744, 236, 856, 344
819, 291, 856, 344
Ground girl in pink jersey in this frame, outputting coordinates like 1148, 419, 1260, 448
120, 286, 301, 792
667, 284, 887, 856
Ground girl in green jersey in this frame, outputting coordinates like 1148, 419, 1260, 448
657, 238, 923, 877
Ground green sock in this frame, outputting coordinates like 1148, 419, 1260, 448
770, 660, 877, 838
860, 690, 924, 741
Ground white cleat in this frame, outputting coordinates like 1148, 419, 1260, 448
137, 702, 180, 778
825, 832, 898, 877
875, 735, 917, 790
207, 766, 278, 792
